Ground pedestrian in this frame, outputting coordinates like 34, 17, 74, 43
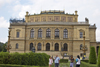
70, 55, 74, 67
49, 56, 53, 67
54, 55, 60, 67
76, 55, 81, 67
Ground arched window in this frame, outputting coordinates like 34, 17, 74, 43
46, 43, 50, 51
30, 43, 33, 50
55, 29, 59, 38
46, 29, 51, 38
63, 43, 68, 51
55, 43, 59, 51
37, 43, 41, 51
80, 32, 83, 38
38, 29, 42, 38
16, 31, 20, 38
63, 29, 68, 38
30, 29, 34, 38
16, 43, 18, 49
80, 44, 82, 50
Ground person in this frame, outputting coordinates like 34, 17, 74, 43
76, 55, 81, 67
54, 55, 60, 67
70, 55, 74, 67
49, 56, 53, 67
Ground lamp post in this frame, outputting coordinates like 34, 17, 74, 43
81, 31, 87, 59
5, 30, 12, 53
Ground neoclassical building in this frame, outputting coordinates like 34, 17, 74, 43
9, 10, 98, 58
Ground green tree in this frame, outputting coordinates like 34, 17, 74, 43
97, 47, 100, 67
89, 47, 97, 64
2, 44, 7, 52
0, 45, 2, 52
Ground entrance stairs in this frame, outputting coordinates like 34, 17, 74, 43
36, 51, 62, 58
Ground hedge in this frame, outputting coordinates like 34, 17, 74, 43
80, 61, 97, 67
81, 60, 89, 63
0, 52, 50, 66
60, 59, 68, 63
89, 47, 97, 64
97, 47, 100, 67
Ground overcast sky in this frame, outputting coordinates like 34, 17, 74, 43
0, 0, 100, 43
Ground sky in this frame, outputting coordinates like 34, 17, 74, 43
0, 0, 100, 43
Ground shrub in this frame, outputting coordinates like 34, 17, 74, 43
89, 47, 97, 64
0, 52, 50, 66
97, 46, 100, 67
81, 60, 89, 63
60, 59, 68, 63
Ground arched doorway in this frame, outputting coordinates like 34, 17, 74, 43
30, 43, 33, 50
37, 43, 41, 51
97, 46, 99, 56
55, 43, 59, 51
63, 43, 68, 51
46, 43, 50, 51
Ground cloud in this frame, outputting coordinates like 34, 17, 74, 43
96, 29, 100, 41
0, 37, 8, 43
0, 17, 9, 28
0, 0, 14, 7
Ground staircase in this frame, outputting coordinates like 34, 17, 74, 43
36, 51, 62, 58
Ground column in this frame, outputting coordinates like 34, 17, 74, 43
34, 28, 37, 39
51, 28, 54, 39
59, 42, 61, 51
42, 28, 46, 39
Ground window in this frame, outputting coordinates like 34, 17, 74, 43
16, 43, 18, 49
63, 29, 68, 38
30, 43, 33, 50
80, 44, 82, 50
16, 32, 19, 38
37, 43, 41, 51
55, 29, 59, 38
46, 29, 51, 38
30, 29, 34, 38
63, 43, 68, 51
80, 32, 83, 38
38, 29, 42, 38
68, 17, 73, 22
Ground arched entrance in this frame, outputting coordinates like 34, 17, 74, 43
97, 46, 99, 56
30, 43, 33, 50
63, 43, 68, 51
46, 43, 50, 51
37, 43, 41, 51
55, 43, 59, 51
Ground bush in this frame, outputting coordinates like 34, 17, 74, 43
0, 52, 50, 66
81, 60, 89, 63
89, 47, 97, 64
60, 59, 68, 63
80, 61, 97, 67
97, 46, 100, 67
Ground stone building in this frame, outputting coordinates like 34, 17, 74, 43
9, 10, 98, 58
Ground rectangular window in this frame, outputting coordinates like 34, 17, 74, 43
80, 32, 83, 38
16, 32, 19, 38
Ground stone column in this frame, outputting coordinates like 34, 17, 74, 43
51, 28, 54, 39
34, 28, 37, 39
35, 42, 37, 51
42, 28, 46, 39
59, 42, 61, 51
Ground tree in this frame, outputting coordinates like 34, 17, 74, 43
89, 47, 97, 64
97, 47, 100, 67
2, 44, 7, 52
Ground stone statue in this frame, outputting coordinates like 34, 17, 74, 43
85, 18, 89, 22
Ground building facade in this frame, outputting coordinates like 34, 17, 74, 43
9, 10, 98, 58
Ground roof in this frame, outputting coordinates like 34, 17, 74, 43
40, 10, 65, 14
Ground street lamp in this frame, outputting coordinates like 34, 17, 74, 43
31, 47, 35, 53
81, 31, 88, 59
5, 30, 12, 53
